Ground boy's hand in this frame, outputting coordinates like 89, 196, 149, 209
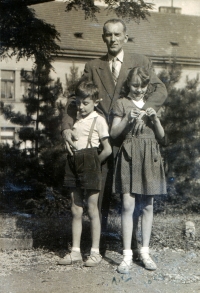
146, 108, 158, 121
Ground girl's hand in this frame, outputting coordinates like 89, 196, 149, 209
146, 107, 158, 121
127, 108, 141, 122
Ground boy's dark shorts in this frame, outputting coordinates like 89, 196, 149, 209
64, 147, 102, 191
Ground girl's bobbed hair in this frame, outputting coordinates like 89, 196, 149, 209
121, 67, 150, 98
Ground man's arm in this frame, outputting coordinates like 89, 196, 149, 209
61, 95, 78, 155
61, 61, 92, 133
132, 56, 167, 135
61, 95, 76, 132
142, 58, 167, 112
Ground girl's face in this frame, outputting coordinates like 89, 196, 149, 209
128, 76, 148, 100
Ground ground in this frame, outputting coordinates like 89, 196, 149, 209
0, 214, 200, 293
0, 248, 200, 293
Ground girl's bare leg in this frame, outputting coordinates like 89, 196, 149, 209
122, 193, 135, 249
141, 196, 154, 247
140, 196, 157, 270
117, 193, 135, 274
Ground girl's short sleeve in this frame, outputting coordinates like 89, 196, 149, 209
112, 99, 124, 117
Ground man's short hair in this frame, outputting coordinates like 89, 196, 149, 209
103, 19, 127, 33
75, 79, 99, 102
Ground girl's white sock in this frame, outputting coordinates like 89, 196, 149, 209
91, 248, 100, 254
140, 247, 149, 259
123, 249, 133, 262
72, 247, 81, 253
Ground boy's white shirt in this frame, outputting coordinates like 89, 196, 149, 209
72, 111, 109, 150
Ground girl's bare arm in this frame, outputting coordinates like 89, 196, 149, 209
110, 109, 140, 139
146, 108, 165, 140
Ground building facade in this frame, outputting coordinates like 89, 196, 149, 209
1, 1, 200, 145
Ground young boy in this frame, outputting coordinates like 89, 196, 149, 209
58, 80, 112, 267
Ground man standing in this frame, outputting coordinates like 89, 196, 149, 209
61, 18, 167, 255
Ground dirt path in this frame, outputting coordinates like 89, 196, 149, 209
0, 249, 200, 293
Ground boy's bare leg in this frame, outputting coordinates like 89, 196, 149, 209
58, 188, 83, 265
71, 187, 84, 248
85, 190, 102, 267
87, 190, 101, 249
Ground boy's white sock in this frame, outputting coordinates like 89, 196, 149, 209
91, 248, 100, 254
140, 247, 149, 259
123, 249, 133, 262
72, 247, 81, 253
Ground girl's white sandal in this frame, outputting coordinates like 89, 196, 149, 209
140, 255, 157, 270
117, 260, 133, 274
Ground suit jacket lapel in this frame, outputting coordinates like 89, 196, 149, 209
96, 55, 115, 100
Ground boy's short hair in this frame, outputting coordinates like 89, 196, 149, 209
75, 79, 99, 102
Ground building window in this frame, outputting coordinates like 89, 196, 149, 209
0, 127, 15, 146
1, 70, 15, 99
20, 71, 32, 96
128, 37, 134, 42
74, 32, 83, 39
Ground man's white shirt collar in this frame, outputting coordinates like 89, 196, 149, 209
108, 50, 124, 63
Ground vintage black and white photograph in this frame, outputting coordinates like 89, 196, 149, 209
0, 0, 200, 292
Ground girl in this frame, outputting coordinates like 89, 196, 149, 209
111, 67, 166, 274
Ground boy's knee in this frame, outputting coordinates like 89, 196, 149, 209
71, 205, 83, 218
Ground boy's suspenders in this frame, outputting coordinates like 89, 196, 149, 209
86, 117, 98, 149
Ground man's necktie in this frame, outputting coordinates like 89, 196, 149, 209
112, 57, 119, 84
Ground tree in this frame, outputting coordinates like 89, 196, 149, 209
159, 61, 200, 213
0, 67, 69, 215
0, 0, 60, 70
64, 63, 82, 97
66, 0, 154, 22
0, 0, 154, 66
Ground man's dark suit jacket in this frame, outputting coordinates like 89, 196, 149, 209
61, 52, 167, 133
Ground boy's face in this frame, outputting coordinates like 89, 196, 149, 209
76, 96, 98, 117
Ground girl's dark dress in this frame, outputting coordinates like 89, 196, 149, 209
113, 97, 167, 196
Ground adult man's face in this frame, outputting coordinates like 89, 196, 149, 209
102, 22, 128, 57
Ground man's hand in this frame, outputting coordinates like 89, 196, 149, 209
62, 129, 78, 156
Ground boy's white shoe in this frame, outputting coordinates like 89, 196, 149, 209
58, 251, 82, 265
84, 252, 102, 267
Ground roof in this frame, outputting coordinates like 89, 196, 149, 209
33, 2, 200, 64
